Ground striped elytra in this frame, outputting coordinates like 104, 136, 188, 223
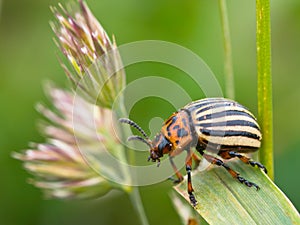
120, 97, 267, 207
184, 98, 262, 152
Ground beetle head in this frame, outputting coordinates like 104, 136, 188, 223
119, 118, 171, 167
148, 133, 172, 166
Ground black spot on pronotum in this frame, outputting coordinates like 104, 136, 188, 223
167, 116, 177, 131
173, 125, 180, 130
177, 128, 189, 137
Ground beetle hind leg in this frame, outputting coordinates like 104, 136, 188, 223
236, 175, 260, 190
219, 151, 267, 173
203, 153, 260, 190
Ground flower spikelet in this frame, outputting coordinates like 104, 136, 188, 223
13, 86, 130, 199
51, 0, 125, 108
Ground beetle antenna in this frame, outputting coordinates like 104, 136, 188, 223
127, 135, 152, 148
119, 118, 150, 140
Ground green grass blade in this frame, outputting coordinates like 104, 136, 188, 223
174, 161, 299, 225
256, 0, 274, 180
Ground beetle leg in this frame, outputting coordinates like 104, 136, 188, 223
219, 151, 267, 173
192, 152, 201, 169
168, 147, 185, 183
168, 155, 183, 183
203, 153, 260, 190
186, 149, 197, 206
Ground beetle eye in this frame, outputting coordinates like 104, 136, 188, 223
158, 141, 165, 154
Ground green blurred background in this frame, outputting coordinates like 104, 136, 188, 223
0, 0, 299, 224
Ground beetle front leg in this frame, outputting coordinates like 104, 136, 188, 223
168, 156, 183, 183
168, 147, 185, 183
186, 149, 197, 206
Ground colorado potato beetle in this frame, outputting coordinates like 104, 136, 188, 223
120, 98, 267, 206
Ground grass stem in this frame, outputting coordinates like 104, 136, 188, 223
129, 188, 149, 225
256, 0, 274, 180
116, 100, 149, 225
219, 0, 235, 99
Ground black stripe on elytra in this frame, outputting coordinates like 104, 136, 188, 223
196, 102, 247, 115
198, 139, 259, 152
196, 110, 253, 121
196, 120, 259, 130
186, 100, 217, 111
200, 128, 260, 140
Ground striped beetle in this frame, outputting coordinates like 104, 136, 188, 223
120, 98, 267, 206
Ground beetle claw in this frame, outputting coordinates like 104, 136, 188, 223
168, 176, 183, 184
157, 159, 161, 167
237, 175, 260, 190
189, 193, 198, 207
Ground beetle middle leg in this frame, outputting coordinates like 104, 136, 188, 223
219, 151, 267, 173
203, 153, 260, 190
192, 152, 201, 169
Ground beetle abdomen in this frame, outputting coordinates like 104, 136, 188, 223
185, 98, 261, 151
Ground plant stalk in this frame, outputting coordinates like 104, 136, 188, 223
129, 187, 149, 225
219, 0, 235, 99
256, 0, 274, 180
116, 99, 149, 225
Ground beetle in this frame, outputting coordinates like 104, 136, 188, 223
120, 98, 267, 206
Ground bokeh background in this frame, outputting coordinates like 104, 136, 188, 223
0, 0, 299, 224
